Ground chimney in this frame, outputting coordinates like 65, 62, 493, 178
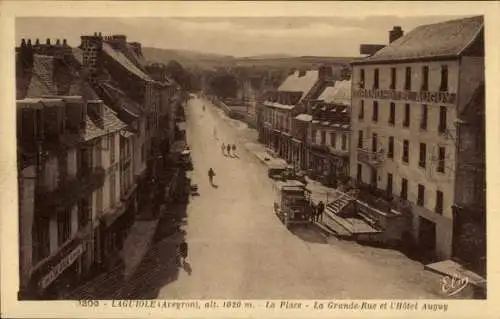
318, 65, 333, 80
129, 42, 142, 56
56, 39, 61, 46
46, 38, 51, 45
80, 34, 103, 83
110, 34, 127, 50
389, 26, 404, 44
63, 39, 67, 46
35, 38, 40, 46
27, 39, 32, 48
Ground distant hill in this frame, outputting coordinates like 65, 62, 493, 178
142, 47, 360, 71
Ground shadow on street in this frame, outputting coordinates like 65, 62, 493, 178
289, 225, 328, 244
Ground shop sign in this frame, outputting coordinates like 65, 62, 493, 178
39, 244, 85, 290
353, 88, 457, 105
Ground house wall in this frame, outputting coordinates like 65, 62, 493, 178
350, 59, 461, 260
458, 56, 484, 113
18, 165, 36, 289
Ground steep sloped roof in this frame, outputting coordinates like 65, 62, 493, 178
102, 105, 128, 133
278, 70, 319, 101
102, 43, 152, 81
99, 82, 142, 121
318, 80, 351, 106
355, 16, 483, 64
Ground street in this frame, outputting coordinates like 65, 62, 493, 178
107, 95, 462, 300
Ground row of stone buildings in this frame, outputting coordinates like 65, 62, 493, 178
257, 16, 485, 276
16, 34, 186, 299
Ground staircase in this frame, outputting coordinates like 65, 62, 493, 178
326, 193, 352, 215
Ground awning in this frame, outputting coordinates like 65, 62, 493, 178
120, 130, 134, 138
295, 114, 312, 122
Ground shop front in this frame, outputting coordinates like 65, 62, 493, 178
28, 237, 86, 300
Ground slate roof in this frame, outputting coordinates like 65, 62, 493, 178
318, 80, 351, 106
102, 43, 152, 81
278, 70, 319, 101
354, 15, 483, 64
99, 82, 142, 120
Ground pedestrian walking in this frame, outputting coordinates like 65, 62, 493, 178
179, 242, 188, 264
208, 167, 216, 184
226, 144, 231, 155
231, 144, 237, 155
316, 201, 325, 222
221, 143, 225, 154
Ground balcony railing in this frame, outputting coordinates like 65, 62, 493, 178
357, 149, 384, 166
36, 167, 105, 214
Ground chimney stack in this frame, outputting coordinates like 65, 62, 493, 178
63, 39, 67, 46
35, 38, 40, 45
389, 26, 404, 44
46, 38, 51, 45
56, 39, 61, 45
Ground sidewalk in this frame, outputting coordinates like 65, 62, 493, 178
121, 219, 160, 280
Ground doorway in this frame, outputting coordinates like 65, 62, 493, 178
418, 216, 436, 261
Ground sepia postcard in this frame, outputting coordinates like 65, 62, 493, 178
1, 1, 499, 318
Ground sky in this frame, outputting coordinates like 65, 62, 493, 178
16, 16, 469, 57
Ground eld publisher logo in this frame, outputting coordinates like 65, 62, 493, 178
441, 274, 469, 296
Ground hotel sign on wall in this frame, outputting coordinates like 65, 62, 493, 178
353, 89, 457, 105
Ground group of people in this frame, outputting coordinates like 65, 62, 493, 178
221, 143, 237, 156
310, 200, 325, 222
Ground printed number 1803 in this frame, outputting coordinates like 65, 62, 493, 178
78, 300, 100, 307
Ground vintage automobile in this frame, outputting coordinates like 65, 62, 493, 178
273, 180, 313, 228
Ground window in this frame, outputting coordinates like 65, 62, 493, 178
417, 184, 425, 206
419, 143, 426, 168
370, 168, 377, 187
390, 68, 396, 90
402, 140, 409, 163
110, 172, 116, 207
401, 178, 408, 200
360, 69, 365, 88
78, 197, 90, 229
359, 100, 364, 120
440, 65, 448, 92
341, 134, 347, 151
372, 133, 378, 152
437, 146, 445, 173
372, 101, 379, 122
110, 135, 115, 164
405, 67, 412, 90
373, 68, 379, 89
403, 103, 410, 127
357, 163, 362, 182
57, 209, 71, 246
330, 132, 337, 148
439, 106, 447, 133
358, 130, 363, 148
32, 216, 50, 263
389, 102, 395, 125
321, 131, 326, 145
421, 104, 428, 130
388, 136, 394, 159
435, 190, 444, 214
421, 66, 429, 91
387, 173, 393, 195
